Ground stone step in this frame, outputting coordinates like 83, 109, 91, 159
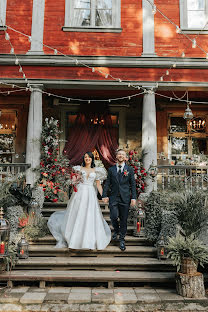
42, 208, 110, 217
28, 245, 156, 257
30, 235, 150, 246
15, 256, 174, 271
0, 270, 177, 288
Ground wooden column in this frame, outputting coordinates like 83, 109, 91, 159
26, 85, 43, 187
142, 90, 157, 192
119, 107, 126, 148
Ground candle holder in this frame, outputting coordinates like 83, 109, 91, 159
133, 202, 145, 237
0, 207, 10, 257
157, 236, 167, 260
17, 235, 29, 259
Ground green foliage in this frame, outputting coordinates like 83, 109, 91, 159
23, 213, 50, 240
167, 234, 208, 271
173, 191, 208, 237
3, 243, 18, 270
159, 210, 178, 245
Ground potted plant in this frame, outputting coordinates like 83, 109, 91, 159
167, 233, 208, 273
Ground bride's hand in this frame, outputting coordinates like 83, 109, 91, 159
102, 197, 109, 203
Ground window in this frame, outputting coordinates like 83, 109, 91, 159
63, 0, 121, 32
180, 0, 208, 32
0, 0, 7, 29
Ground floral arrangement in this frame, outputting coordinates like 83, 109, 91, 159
127, 150, 148, 197
38, 117, 71, 202
69, 170, 82, 192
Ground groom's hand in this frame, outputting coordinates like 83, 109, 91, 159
103, 197, 109, 203
130, 199, 136, 207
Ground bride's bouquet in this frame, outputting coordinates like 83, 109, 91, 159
69, 170, 82, 192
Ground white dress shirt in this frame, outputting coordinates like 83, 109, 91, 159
116, 162, 125, 173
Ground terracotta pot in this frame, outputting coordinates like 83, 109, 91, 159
180, 257, 198, 274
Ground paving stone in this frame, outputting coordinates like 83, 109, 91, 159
10, 287, 29, 293
20, 292, 46, 304
28, 288, 48, 293
79, 304, 109, 312
44, 293, 69, 303
41, 304, 79, 312
114, 292, 137, 305
0, 293, 22, 303
68, 292, 91, 304
0, 304, 22, 311
135, 292, 161, 303
24, 304, 41, 311
158, 292, 184, 301
92, 292, 114, 304
92, 288, 114, 294
48, 287, 71, 294
155, 288, 178, 294
134, 287, 157, 294
108, 305, 137, 312
70, 287, 91, 293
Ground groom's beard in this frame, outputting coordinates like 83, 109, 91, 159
117, 160, 125, 165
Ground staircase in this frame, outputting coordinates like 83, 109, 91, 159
0, 202, 177, 288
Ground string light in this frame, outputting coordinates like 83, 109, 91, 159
192, 39, 197, 48
160, 76, 163, 81
152, 4, 157, 14
54, 49, 58, 55
92, 67, 95, 72
10, 47, 14, 54
181, 52, 185, 58
28, 36, 32, 42
172, 63, 177, 68
176, 26, 181, 34
15, 58, 19, 65
5, 32, 10, 40
166, 70, 169, 75
105, 74, 109, 79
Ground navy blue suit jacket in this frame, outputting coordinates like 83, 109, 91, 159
102, 164, 137, 205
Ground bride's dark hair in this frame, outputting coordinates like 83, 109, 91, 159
82, 152, 95, 168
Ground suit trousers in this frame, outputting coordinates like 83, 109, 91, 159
109, 195, 129, 241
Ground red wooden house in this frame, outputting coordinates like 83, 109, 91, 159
0, 0, 208, 189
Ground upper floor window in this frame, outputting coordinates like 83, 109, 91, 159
63, 0, 121, 32
0, 0, 7, 28
180, 0, 208, 32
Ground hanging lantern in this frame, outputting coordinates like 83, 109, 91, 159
17, 236, 29, 259
30, 198, 39, 211
0, 207, 10, 257
133, 202, 145, 237
157, 236, 167, 260
183, 103, 194, 121
149, 161, 158, 180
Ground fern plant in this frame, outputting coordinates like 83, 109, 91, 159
167, 234, 208, 271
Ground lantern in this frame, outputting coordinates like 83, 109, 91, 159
17, 236, 29, 259
157, 236, 167, 260
0, 207, 10, 257
183, 103, 194, 121
30, 198, 39, 211
133, 202, 145, 237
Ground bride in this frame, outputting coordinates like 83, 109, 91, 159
47, 152, 111, 250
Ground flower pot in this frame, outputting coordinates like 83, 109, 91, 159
180, 257, 198, 274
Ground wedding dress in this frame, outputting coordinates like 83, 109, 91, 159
47, 166, 111, 250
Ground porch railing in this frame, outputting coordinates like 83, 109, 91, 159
157, 165, 208, 191
0, 163, 31, 182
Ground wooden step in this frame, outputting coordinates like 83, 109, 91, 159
0, 270, 177, 288
15, 256, 174, 271
30, 235, 150, 246
28, 245, 156, 257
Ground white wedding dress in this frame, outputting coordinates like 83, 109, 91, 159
47, 166, 111, 250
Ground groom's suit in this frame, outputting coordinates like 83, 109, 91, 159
102, 163, 136, 240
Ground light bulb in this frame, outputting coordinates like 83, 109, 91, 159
108, 99, 111, 103
19, 67, 23, 73
176, 26, 181, 34
105, 74, 108, 79
10, 48, 14, 54
166, 70, 169, 75
192, 39, 196, 48
118, 79, 122, 83
92, 67, 95, 72
137, 86, 140, 90
68, 98, 71, 102
160, 76, 163, 81
181, 52, 185, 58
15, 59, 19, 65
88, 100, 90, 104
128, 83, 131, 87
173, 63, 177, 68
128, 96, 131, 100
28, 36, 32, 42
54, 49, 57, 55
5, 32, 10, 40
75, 59, 79, 65
206, 53, 208, 60
152, 5, 157, 14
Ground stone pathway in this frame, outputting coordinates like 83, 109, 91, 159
0, 286, 208, 311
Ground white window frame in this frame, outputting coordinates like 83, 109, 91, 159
180, 0, 208, 34
0, 0, 7, 29
63, 0, 121, 32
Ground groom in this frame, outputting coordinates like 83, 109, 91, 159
102, 149, 136, 251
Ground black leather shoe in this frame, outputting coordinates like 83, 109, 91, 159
119, 241, 126, 251
112, 233, 119, 241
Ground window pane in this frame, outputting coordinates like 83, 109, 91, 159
192, 138, 208, 155
188, 11, 206, 28
170, 117, 187, 133
73, 9, 91, 26
187, 0, 204, 10
97, 0, 112, 9
96, 9, 112, 26
171, 137, 188, 155
75, 0, 91, 9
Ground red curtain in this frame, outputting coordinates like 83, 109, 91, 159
64, 113, 118, 166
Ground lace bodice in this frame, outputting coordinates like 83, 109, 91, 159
73, 166, 107, 186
